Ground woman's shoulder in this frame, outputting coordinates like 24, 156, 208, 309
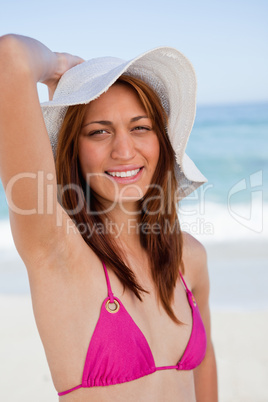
181, 231, 208, 292
182, 231, 207, 262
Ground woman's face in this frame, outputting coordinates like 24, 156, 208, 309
78, 83, 160, 208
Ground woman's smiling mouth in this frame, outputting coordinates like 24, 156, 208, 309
105, 167, 144, 183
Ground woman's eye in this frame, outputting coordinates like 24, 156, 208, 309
133, 126, 151, 132
88, 129, 108, 136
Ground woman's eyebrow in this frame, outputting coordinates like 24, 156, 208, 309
130, 115, 149, 122
82, 115, 149, 128
82, 120, 112, 128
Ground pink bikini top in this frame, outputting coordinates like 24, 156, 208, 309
58, 261, 207, 396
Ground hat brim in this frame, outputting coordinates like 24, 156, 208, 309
41, 47, 207, 199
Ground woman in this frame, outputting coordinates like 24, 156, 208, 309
0, 34, 217, 401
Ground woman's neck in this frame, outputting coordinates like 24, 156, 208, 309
103, 201, 152, 278
106, 201, 141, 246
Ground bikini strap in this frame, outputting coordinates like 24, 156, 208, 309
179, 271, 190, 293
102, 261, 115, 303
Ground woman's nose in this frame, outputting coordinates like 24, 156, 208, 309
110, 132, 136, 160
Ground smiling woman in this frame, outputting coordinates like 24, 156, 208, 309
0, 34, 217, 401
54, 74, 182, 322
78, 82, 160, 203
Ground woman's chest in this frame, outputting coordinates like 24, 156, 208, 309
30, 256, 193, 395
60, 370, 196, 402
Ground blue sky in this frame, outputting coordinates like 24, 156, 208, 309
1, 0, 267, 105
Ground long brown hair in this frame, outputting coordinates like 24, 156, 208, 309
55, 74, 184, 323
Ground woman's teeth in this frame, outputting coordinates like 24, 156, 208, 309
106, 168, 141, 178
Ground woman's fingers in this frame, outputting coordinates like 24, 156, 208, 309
55, 52, 85, 76
43, 52, 85, 100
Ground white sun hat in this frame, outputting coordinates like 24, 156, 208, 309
41, 46, 207, 199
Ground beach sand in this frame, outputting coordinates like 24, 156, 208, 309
0, 294, 268, 402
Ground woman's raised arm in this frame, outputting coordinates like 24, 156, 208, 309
0, 34, 83, 264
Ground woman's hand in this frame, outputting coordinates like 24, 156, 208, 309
0, 34, 84, 100
42, 52, 84, 100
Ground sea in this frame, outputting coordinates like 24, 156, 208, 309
0, 101, 268, 310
